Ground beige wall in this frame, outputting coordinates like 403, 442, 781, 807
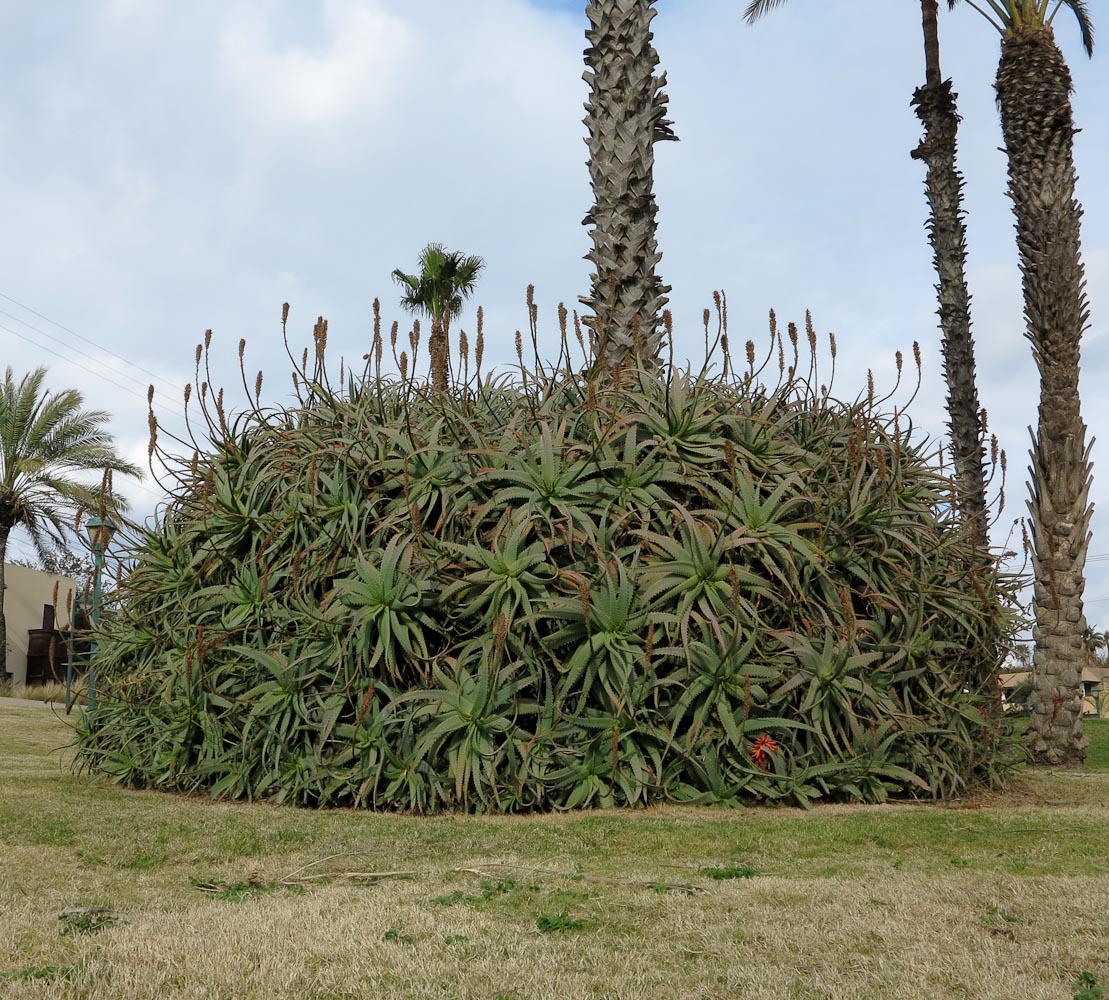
3, 564, 77, 688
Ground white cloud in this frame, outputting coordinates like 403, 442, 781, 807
217, 0, 412, 129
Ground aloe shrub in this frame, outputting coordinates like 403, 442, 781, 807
75, 299, 1022, 810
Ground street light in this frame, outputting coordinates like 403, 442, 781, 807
83, 514, 118, 712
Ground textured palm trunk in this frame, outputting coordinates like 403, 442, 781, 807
910, 0, 988, 546
0, 527, 9, 681
581, 0, 677, 367
996, 26, 1093, 765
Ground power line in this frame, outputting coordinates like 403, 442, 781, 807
0, 309, 154, 396
0, 289, 183, 398
0, 320, 180, 421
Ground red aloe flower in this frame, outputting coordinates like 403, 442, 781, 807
751, 734, 780, 770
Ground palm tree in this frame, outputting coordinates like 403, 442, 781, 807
743, 0, 989, 545
910, 0, 989, 544
580, 0, 678, 368
1081, 625, 1106, 662
392, 243, 485, 391
0, 367, 141, 681
950, 0, 1095, 766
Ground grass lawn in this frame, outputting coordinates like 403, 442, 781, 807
1, 709, 1107, 1000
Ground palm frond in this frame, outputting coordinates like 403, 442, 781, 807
1049, 0, 1094, 56
743, 0, 792, 25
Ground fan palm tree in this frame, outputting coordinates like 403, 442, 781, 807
580, 0, 678, 369
948, 0, 1095, 765
392, 243, 485, 391
0, 367, 141, 680
1081, 625, 1107, 662
744, 0, 989, 546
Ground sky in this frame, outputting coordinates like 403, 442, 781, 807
2, 0, 1107, 630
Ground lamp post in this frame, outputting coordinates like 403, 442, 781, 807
65, 593, 87, 712
84, 514, 118, 711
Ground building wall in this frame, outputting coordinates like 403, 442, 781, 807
2, 564, 77, 688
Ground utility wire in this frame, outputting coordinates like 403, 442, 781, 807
0, 307, 156, 396
0, 320, 180, 421
0, 289, 184, 397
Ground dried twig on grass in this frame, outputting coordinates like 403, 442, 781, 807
284, 869, 421, 885
269, 857, 705, 894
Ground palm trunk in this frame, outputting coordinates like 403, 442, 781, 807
996, 25, 1093, 766
581, 0, 677, 367
0, 526, 9, 682
910, 0, 988, 546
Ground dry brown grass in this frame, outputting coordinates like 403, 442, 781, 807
2, 707, 1107, 999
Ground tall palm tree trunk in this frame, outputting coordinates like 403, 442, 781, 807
0, 526, 10, 681
996, 25, 1093, 765
910, 0, 988, 545
581, 0, 677, 367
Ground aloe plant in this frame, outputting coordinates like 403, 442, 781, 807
75, 301, 1023, 811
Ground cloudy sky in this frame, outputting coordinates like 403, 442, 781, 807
2, 0, 1107, 628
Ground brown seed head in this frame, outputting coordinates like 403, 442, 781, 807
356, 685, 377, 726
840, 586, 857, 636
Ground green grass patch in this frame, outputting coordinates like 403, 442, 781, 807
536, 911, 590, 933
0, 963, 84, 984
1084, 718, 1109, 772
699, 863, 758, 880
